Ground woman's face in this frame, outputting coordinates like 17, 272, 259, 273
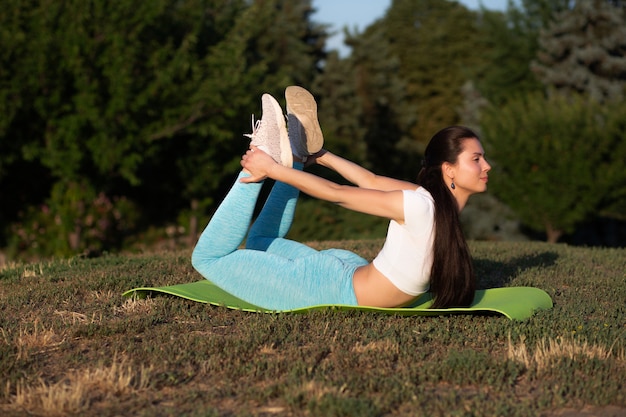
446, 138, 491, 196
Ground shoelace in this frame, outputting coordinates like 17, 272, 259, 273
243, 114, 262, 140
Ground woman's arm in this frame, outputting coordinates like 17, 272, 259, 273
241, 147, 405, 222
313, 150, 418, 192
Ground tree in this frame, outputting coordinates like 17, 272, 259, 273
0, 0, 328, 258
314, 20, 417, 180
472, 7, 544, 107
178, 0, 328, 242
313, 0, 486, 180
381, 0, 485, 148
312, 50, 369, 166
532, 0, 626, 102
241, 0, 327, 92
481, 92, 626, 243
468, 0, 577, 109
0, 0, 255, 256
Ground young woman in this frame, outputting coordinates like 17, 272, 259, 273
191, 86, 491, 310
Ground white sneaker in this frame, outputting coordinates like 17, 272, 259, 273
285, 86, 324, 159
245, 94, 293, 167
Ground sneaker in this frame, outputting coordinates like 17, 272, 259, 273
244, 94, 292, 167
285, 86, 324, 159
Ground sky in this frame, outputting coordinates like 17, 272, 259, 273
312, 0, 512, 56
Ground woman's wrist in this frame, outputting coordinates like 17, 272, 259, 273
314, 149, 331, 167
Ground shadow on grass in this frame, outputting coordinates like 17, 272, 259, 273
474, 251, 559, 288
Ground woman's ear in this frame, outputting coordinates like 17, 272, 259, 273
442, 162, 455, 182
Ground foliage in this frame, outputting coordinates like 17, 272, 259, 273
7, 180, 139, 259
286, 196, 388, 242
314, 0, 488, 181
382, 0, 485, 148
0, 0, 326, 258
472, 6, 544, 107
312, 50, 370, 166
2, 0, 626, 258
0, 0, 247, 250
481, 92, 626, 242
532, 0, 626, 102
314, 21, 417, 181
467, 0, 578, 119
0, 241, 624, 415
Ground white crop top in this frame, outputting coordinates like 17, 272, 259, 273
372, 187, 435, 296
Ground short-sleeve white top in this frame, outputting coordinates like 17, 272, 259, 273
372, 187, 435, 296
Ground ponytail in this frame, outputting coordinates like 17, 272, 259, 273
417, 126, 476, 308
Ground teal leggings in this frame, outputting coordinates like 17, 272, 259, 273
191, 168, 367, 310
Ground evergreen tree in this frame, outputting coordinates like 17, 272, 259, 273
0, 0, 328, 258
473, 8, 543, 106
181, 0, 328, 242
470, 0, 575, 108
382, 0, 484, 147
314, 0, 485, 180
532, 0, 626, 102
321, 20, 416, 180
312, 50, 369, 166
481, 92, 626, 243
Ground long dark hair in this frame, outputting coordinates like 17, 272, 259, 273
417, 126, 476, 308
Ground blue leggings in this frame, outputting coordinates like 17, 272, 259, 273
191, 168, 368, 310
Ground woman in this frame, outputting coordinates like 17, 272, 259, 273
191, 86, 491, 310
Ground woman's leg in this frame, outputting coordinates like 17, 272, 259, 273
246, 162, 318, 259
191, 172, 263, 263
191, 172, 367, 310
195, 243, 366, 310
191, 89, 367, 309
192, 92, 291, 264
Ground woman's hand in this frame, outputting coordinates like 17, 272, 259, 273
240, 146, 278, 183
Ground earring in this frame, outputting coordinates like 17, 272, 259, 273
451, 181, 455, 190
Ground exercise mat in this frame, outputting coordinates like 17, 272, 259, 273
123, 280, 552, 320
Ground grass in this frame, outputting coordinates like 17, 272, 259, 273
0, 240, 624, 416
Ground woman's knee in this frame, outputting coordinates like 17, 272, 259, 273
245, 235, 273, 251
191, 246, 217, 276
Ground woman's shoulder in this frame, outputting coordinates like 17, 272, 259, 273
404, 186, 434, 203
402, 187, 435, 220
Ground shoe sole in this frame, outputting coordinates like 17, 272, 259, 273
285, 86, 324, 154
263, 94, 293, 168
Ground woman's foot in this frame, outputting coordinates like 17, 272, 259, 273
285, 86, 324, 160
245, 94, 292, 168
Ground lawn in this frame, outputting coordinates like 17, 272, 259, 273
0, 240, 624, 416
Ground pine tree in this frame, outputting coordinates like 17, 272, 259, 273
470, 0, 576, 108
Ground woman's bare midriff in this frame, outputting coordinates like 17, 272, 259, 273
352, 263, 417, 308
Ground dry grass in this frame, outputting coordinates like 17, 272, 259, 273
352, 339, 400, 354
8, 355, 151, 416
1, 242, 624, 416
508, 334, 625, 371
53, 310, 102, 325
113, 296, 154, 316
0, 321, 64, 361
296, 380, 347, 400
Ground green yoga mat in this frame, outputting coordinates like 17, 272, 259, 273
123, 280, 552, 320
